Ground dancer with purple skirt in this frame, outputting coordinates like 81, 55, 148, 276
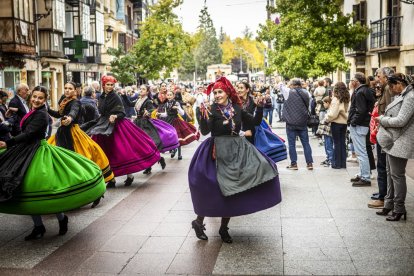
120, 84, 179, 175
189, 77, 282, 243
81, 75, 160, 187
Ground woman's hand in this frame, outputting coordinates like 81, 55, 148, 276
61, 116, 72, 126
244, 130, 252, 137
373, 116, 380, 123
109, 114, 118, 123
5, 107, 18, 118
172, 106, 178, 110
254, 95, 264, 107
0, 141, 6, 149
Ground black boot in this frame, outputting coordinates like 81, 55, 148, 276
107, 179, 116, 188
25, 225, 46, 241
171, 149, 177, 158
191, 220, 208, 240
91, 195, 104, 208
58, 215, 69, 235
376, 208, 392, 216
386, 212, 407, 221
219, 226, 233, 243
143, 167, 152, 175
124, 176, 134, 186
159, 157, 166, 170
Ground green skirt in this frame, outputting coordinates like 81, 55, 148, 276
0, 140, 106, 215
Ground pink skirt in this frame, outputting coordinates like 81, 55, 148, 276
92, 118, 160, 176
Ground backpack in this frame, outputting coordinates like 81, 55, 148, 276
276, 93, 285, 103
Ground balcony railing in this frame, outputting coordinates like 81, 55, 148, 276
344, 40, 367, 56
370, 16, 402, 50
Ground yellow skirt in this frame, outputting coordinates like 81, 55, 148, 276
48, 124, 115, 182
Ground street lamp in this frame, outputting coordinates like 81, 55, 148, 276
35, 0, 53, 22
105, 26, 114, 42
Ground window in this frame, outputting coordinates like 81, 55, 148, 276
352, 1, 366, 26
406, 66, 414, 76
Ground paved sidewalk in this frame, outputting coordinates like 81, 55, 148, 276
0, 122, 413, 275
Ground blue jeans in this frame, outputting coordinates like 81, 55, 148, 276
349, 125, 370, 181
263, 108, 273, 125
276, 103, 284, 120
286, 127, 313, 164
331, 122, 347, 168
324, 135, 333, 162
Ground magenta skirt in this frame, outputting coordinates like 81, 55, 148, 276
92, 119, 160, 176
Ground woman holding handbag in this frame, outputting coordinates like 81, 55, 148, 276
375, 73, 414, 221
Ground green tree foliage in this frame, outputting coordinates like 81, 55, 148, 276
130, 0, 190, 80
257, 0, 369, 78
193, 5, 222, 76
107, 47, 137, 85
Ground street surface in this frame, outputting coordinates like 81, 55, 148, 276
0, 122, 413, 275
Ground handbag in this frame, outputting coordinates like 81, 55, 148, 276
297, 89, 319, 127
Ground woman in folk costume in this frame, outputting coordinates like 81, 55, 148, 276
48, 81, 114, 207
156, 90, 199, 160
189, 77, 282, 243
182, 88, 197, 125
81, 75, 160, 187
237, 81, 287, 163
0, 86, 105, 240
120, 84, 179, 175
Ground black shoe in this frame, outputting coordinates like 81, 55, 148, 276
352, 179, 371, 187
386, 212, 407, 221
191, 220, 208, 240
58, 215, 68, 235
350, 176, 361, 182
143, 168, 152, 175
376, 208, 392, 216
107, 179, 116, 188
91, 195, 104, 208
25, 225, 46, 241
124, 176, 134, 186
219, 226, 233, 243
171, 149, 177, 158
159, 157, 166, 170
178, 156, 183, 160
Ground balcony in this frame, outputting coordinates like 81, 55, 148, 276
370, 16, 402, 52
344, 40, 367, 56
0, 18, 36, 55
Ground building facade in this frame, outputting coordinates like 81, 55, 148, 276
337, 0, 414, 84
0, 0, 154, 108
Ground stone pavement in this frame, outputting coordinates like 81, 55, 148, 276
0, 122, 414, 275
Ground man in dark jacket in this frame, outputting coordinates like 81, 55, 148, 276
80, 86, 99, 124
368, 67, 394, 208
8, 83, 30, 136
282, 78, 313, 170
348, 72, 376, 186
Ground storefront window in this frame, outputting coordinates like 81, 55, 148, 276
42, 71, 52, 91
4, 71, 21, 92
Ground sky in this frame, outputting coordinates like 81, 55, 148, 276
174, 0, 268, 39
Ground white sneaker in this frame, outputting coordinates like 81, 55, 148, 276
370, 174, 376, 180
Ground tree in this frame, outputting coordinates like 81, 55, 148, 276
257, 0, 369, 78
242, 26, 253, 39
107, 47, 137, 85
130, 0, 189, 80
220, 35, 266, 73
193, 5, 222, 77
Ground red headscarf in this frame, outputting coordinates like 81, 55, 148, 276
101, 75, 117, 87
206, 77, 242, 106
